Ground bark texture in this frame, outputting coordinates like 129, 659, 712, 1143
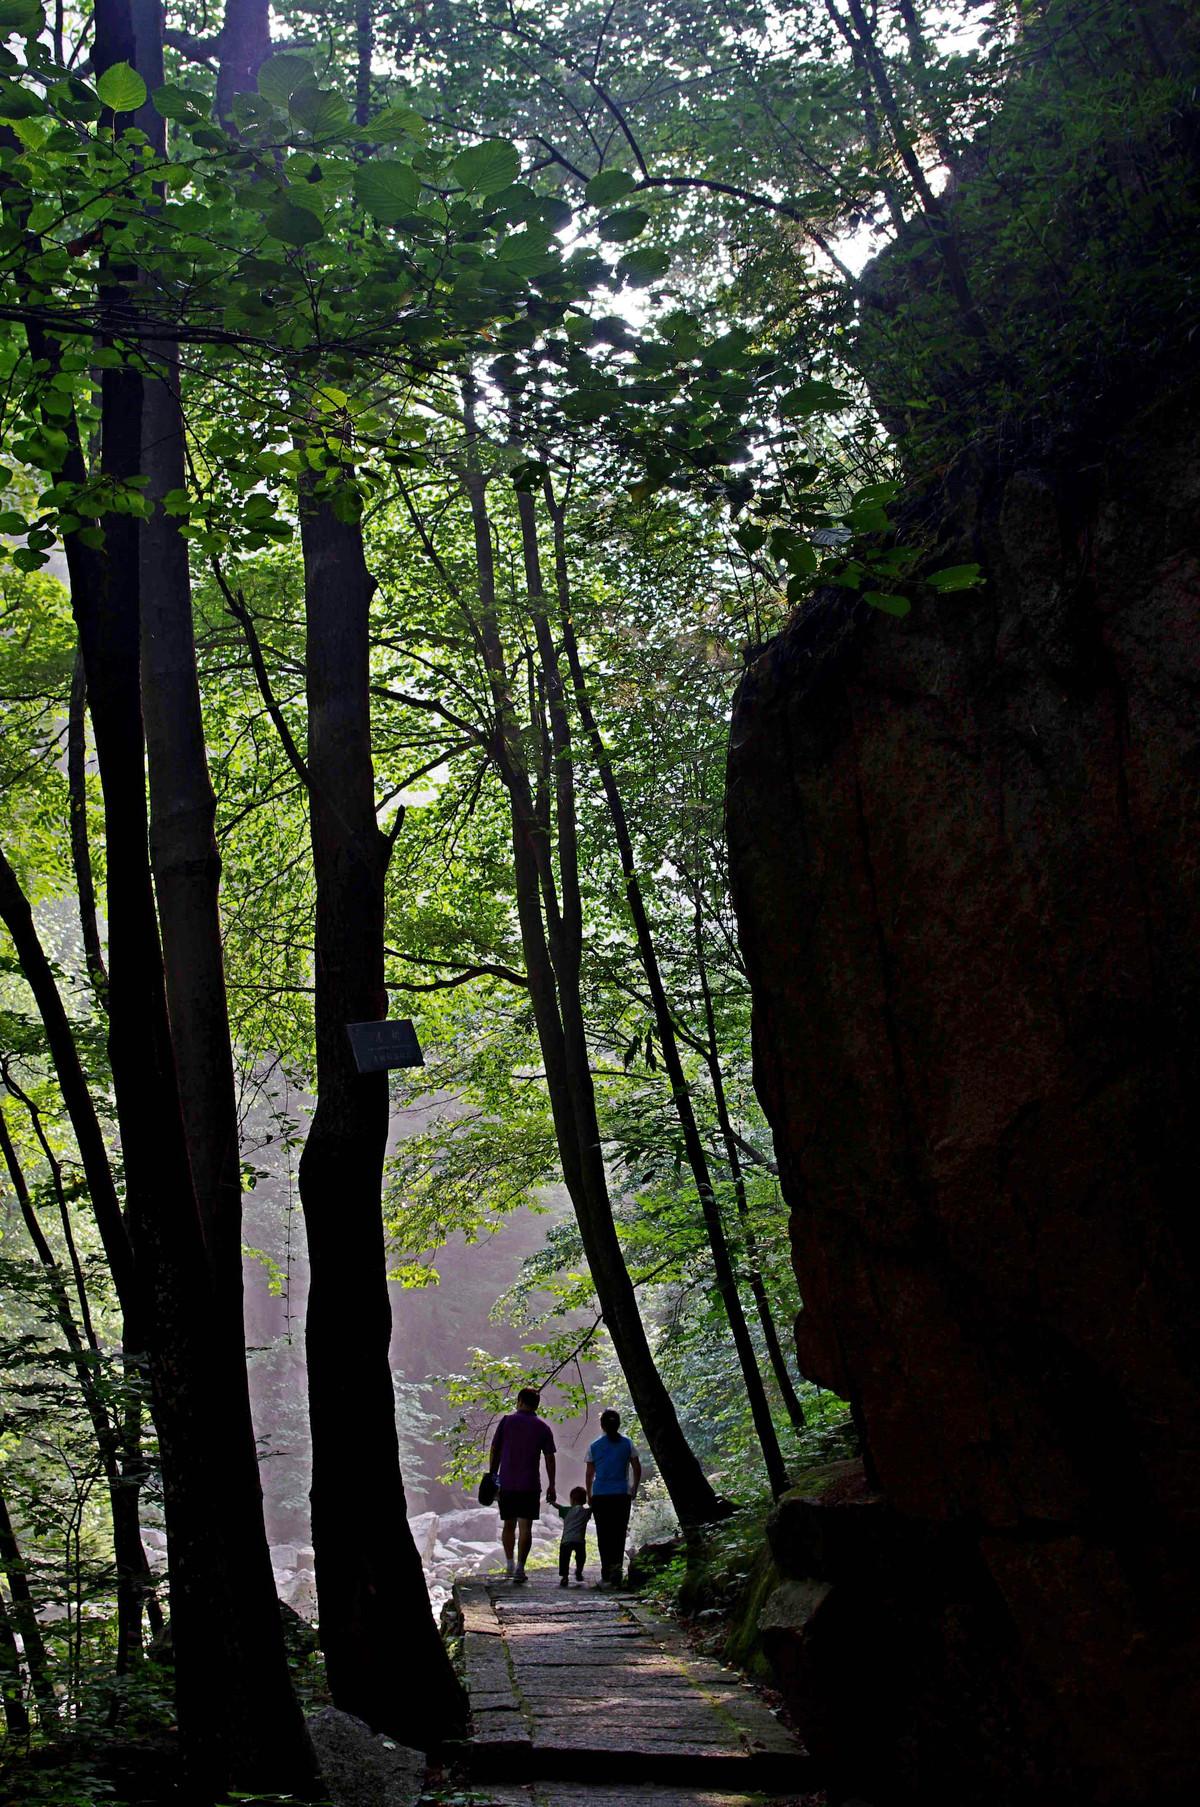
726, 375, 1200, 1803
298, 491, 464, 1742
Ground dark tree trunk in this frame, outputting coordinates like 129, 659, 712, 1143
215, 0, 273, 124
0, 1486, 57, 1727
133, 28, 305, 1742
62, 5, 322, 1792
690, 912, 807, 1431
540, 486, 789, 1496
0, 1584, 28, 1740
298, 485, 464, 1741
0, 1105, 154, 1676
0, 848, 158, 1663
67, 654, 109, 1009
355, 1, 373, 126
460, 396, 721, 1525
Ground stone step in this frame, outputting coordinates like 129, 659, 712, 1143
452, 1577, 816, 1796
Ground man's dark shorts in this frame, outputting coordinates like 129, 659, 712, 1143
498, 1488, 539, 1522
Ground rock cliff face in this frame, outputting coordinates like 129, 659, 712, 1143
726, 376, 1200, 1803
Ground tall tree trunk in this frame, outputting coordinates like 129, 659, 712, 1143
460, 392, 722, 1525
298, 481, 464, 1741
0, 1486, 57, 1727
67, 654, 109, 1009
689, 906, 807, 1430
63, 5, 321, 1792
0, 1584, 29, 1740
539, 484, 788, 1496
215, 0, 273, 125
132, 20, 307, 1753
0, 847, 158, 1662
355, 0, 373, 126
0, 1104, 155, 1675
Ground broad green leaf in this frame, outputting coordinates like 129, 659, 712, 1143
96, 61, 147, 114
0, 75, 45, 118
258, 54, 315, 109
495, 231, 554, 279
616, 245, 670, 286
599, 207, 649, 243
290, 84, 349, 137
451, 139, 520, 195
0, 0, 43, 37
779, 379, 850, 418
263, 201, 325, 246
232, 92, 277, 132
330, 482, 363, 525
585, 169, 636, 207
926, 563, 983, 592
353, 159, 420, 223
865, 591, 912, 616
152, 83, 206, 121
735, 524, 766, 554
853, 481, 900, 507
365, 104, 427, 142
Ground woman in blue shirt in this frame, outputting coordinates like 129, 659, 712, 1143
585, 1409, 642, 1587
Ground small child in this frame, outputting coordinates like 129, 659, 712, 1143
555, 1486, 591, 1586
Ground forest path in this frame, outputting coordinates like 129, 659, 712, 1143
452, 1576, 815, 1806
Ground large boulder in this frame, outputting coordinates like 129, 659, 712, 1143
307, 1707, 424, 1807
728, 368, 1200, 1805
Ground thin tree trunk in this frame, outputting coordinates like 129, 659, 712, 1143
67, 654, 108, 1009
460, 390, 722, 1525
894, 0, 956, 169
0, 846, 133, 1307
0, 1105, 153, 1674
689, 907, 807, 1430
0, 1486, 57, 1727
0, 852, 159, 1663
0, 1584, 29, 1740
355, 0, 373, 126
297, 480, 465, 1741
538, 484, 788, 1496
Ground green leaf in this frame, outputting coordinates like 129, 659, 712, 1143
364, 104, 427, 143
925, 563, 983, 592
12, 546, 47, 571
289, 84, 349, 138
0, 74, 44, 118
494, 230, 554, 279
0, 1, 43, 38
769, 528, 817, 575
865, 591, 912, 616
779, 379, 850, 418
96, 61, 147, 115
258, 54, 315, 109
599, 207, 649, 243
263, 202, 325, 246
585, 169, 636, 207
353, 159, 420, 224
451, 139, 520, 195
330, 482, 363, 525
734, 523, 766, 555
152, 83, 205, 121
616, 245, 670, 287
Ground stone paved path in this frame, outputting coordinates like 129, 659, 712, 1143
452, 1576, 817, 1805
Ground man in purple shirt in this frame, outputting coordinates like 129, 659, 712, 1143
489, 1387, 556, 1584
